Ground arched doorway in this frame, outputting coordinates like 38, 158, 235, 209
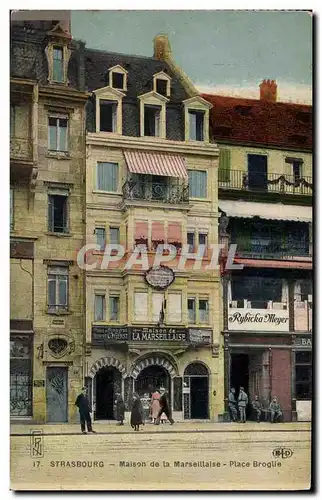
95, 366, 122, 420
184, 362, 209, 419
135, 365, 170, 397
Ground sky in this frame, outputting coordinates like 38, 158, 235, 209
71, 10, 312, 104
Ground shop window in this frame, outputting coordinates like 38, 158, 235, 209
295, 351, 312, 400
231, 276, 283, 309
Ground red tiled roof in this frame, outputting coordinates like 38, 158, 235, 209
202, 94, 312, 151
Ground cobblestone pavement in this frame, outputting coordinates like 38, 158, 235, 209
10, 422, 311, 491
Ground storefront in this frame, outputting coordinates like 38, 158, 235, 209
292, 334, 312, 421
10, 330, 33, 418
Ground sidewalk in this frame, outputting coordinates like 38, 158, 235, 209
11, 420, 311, 435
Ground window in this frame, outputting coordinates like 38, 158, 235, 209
199, 233, 207, 254
10, 188, 13, 231
188, 298, 196, 324
48, 117, 68, 152
96, 228, 106, 251
144, 105, 161, 137
188, 170, 207, 198
110, 227, 120, 245
231, 276, 283, 308
168, 294, 182, 323
100, 100, 117, 132
53, 47, 64, 82
110, 296, 120, 321
156, 79, 168, 96
293, 160, 302, 183
199, 299, 209, 323
187, 232, 195, 252
152, 294, 164, 323
134, 292, 148, 321
189, 110, 204, 141
295, 351, 312, 400
112, 72, 124, 90
94, 294, 105, 321
48, 266, 68, 312
48, 194, 68, 233
295, 280, 312, 302
97, 162, 119, 192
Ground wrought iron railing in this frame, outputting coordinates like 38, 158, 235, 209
10, 136, 33, 161
219, 170, 312, 196
122, 178, 189, 204
232, 239, 311, 259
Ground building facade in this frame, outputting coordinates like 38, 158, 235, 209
204, 80, 312, 421
10, 19, 88, 422
82, 36, 223, 421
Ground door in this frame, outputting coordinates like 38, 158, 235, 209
190, 377, 209, 419
248, 154, 267, 190
46, 367, 68, 422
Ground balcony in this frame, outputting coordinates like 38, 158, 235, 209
10, 137, 33, 162
232, 239, 311, 260
122, 177, 189, 205
219, 170, 312, 196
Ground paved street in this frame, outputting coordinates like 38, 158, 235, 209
11, 422, 311, 491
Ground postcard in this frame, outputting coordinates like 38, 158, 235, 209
10, 9, 312, 491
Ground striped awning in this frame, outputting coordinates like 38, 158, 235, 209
234, 258, 312, 270
123, 150, 187, 179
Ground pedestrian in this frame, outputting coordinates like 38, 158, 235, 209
269, 396, 283, 423
252, 395, 262, 423
75, 386, 96, 434
150, 389, 161, 423
114, 393, 125, 425
130, 393, 144, 431
228, 387, 238, 422
155, 388, 174, 425
238, 386, 248, 423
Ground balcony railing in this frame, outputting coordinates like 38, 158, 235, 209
122, 178, 189, 204
232, 239, 311, 259
219, 170, 312, 196
10, 137, 32, 161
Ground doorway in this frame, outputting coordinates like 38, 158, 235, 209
135, 365, 170, 398
46, 367, 68, 422
184, 362, 209, 419
248, 154, 268, 191
95, 366, 121, 420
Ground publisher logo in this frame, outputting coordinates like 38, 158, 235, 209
272, 447, 293, 459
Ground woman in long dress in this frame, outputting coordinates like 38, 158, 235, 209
114, 393, 125, 425
150, 389, 161, 423
130, 393, 144, 431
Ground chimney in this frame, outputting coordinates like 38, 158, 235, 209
259, 79, 277, 103
153, 34, 172, 60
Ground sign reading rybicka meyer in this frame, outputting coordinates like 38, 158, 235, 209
145, 265, 175, 290
228, 309, 289, 331
130, 327, 188, 341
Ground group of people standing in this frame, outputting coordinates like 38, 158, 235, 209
228, 387, 283, 423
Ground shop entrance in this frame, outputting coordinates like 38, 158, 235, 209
184, 362, 209, 419
135, 365, 170, 398
95, 366, 122, 420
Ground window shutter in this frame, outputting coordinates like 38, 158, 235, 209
167, 293, 182, 323
152, 293, 164, 322
219, 149, 231, 183
134, 292, 148, 321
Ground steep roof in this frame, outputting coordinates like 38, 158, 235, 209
202, 93, 312, 152
84, 48, 189, 102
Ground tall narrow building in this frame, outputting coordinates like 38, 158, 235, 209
204, 80, 312, 421
10, 19, 88, 422
82, 35, 222, 421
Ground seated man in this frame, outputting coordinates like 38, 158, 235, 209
269, 396, 283, 423
252, 395, 262, 423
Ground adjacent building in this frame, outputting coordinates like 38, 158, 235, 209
83, 35, 222, 421
10, 19, 88, 422
204, 80, 312, 421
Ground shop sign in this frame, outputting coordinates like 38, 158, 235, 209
294, 336, 312, 348
130, 326, 188, 342
228, 308, 289, 332
92, 326, 129, 343
188, 328, 212, 345
145, 265, 175, 290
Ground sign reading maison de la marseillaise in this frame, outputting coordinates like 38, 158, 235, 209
130, 327, 188, 342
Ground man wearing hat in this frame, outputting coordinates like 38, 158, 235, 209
75, 386, 96, 434
155, 387, 174, 425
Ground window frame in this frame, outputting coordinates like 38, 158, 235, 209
183, 96, 212, 143
96, 162, 120, 193
144, 104, 162, 137
48, 115, 69, 153
188, 169, 208, 199
99, 100, 118, 133
138, 91, 169, 139
94, 293, 106, 322
94, 86, 125, 134
295, 350, 312, 400
95, 227, 106, 251
48, 192, 69, 234
108, 65, 128, 91
109, 226, 120, 246
153, 71, 171, 97
109, 295, 120, 322
188, 295, 210, 325
47, 266, 69, 313
52, 46, 64, 83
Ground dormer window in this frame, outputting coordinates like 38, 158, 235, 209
108, 65, 127, 91
45, 23, 72, 86
53, 46, 64, 82
183, 96, 212, 143
153, 71, 171, 97
94, 86, 125, 134
138, 91, 168, 139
